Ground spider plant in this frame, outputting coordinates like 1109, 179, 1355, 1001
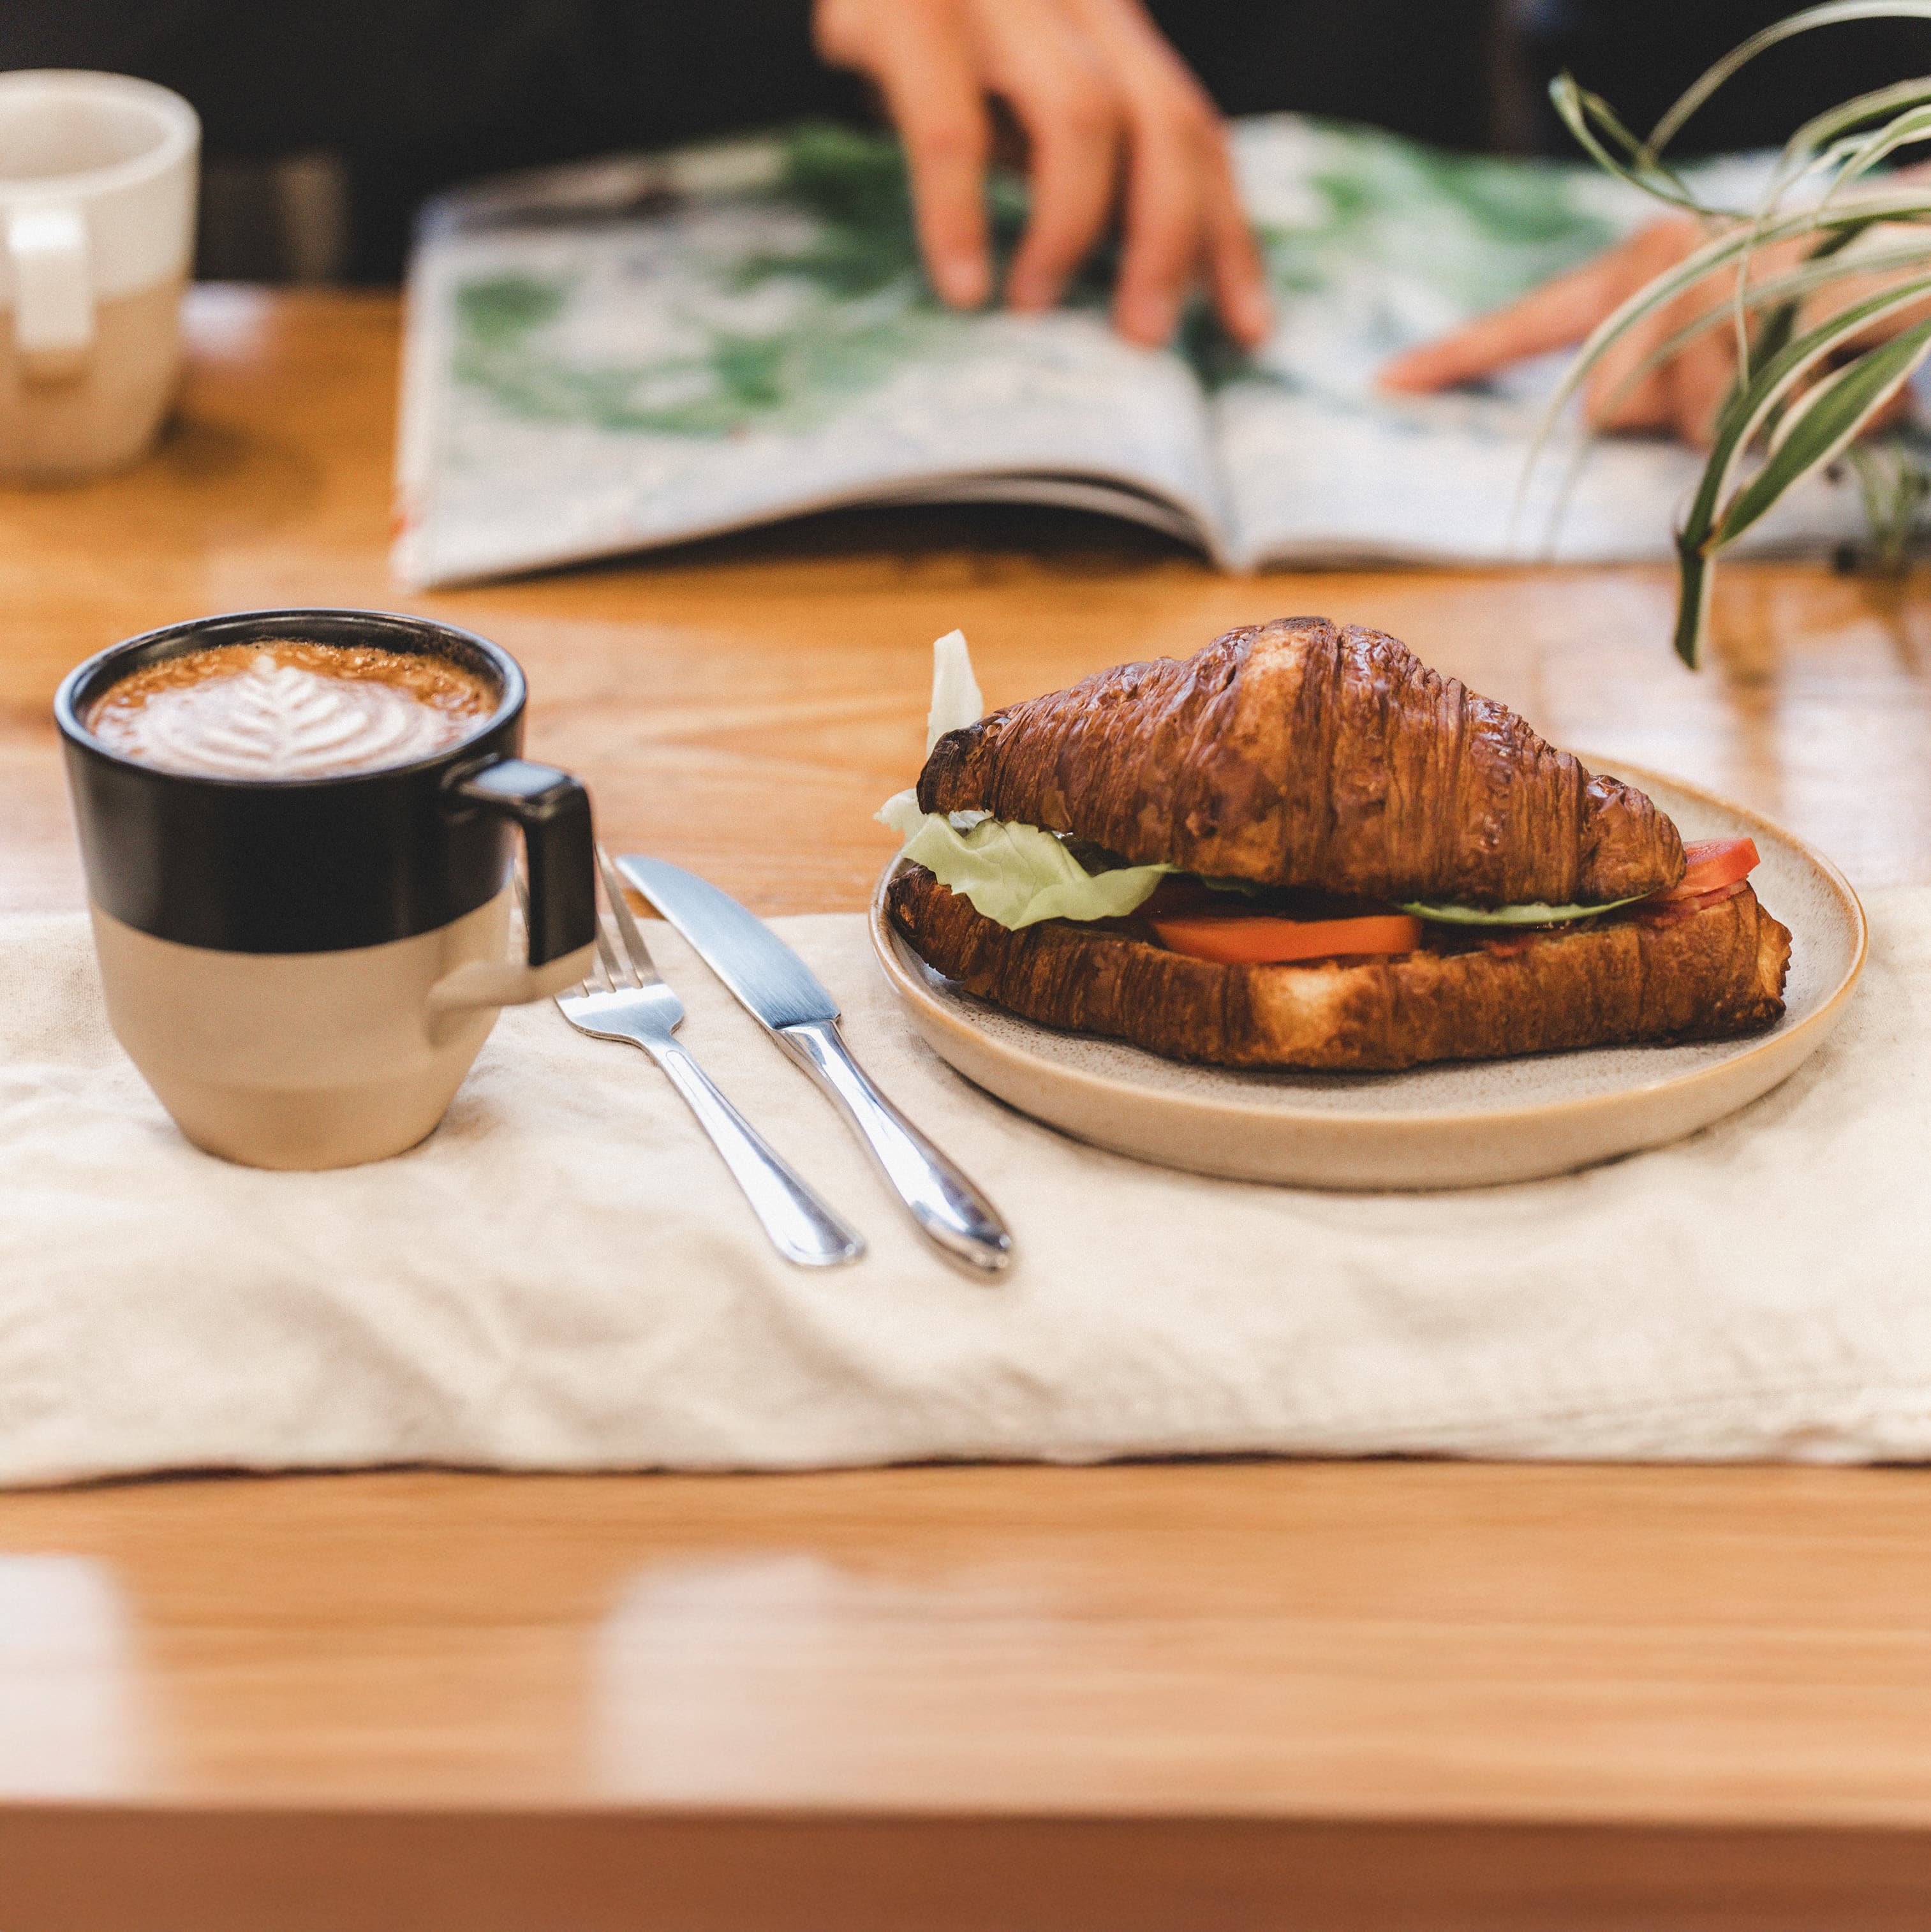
1541, 0, 1931, 665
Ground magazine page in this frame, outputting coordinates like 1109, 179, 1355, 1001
394, 127, 1230, 588
1214, 119, 1865, 568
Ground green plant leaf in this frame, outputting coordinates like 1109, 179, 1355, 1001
1672, 537, 1715, 669
1816, 104, 1931, 215
1730, 86, 1931, 381
1779, 75, 1931, 179
1646, 3, 1931, 160
1745, 223, 1879, 382
1847, 436, 1931, 567
1714, 314, 1931, 544
1762, 354, 1864, 458
1670, 304, 1931, 665
1594, 230, 1916, 420
1655, 273, 1931, 672
1521, 191, 1931, 538
1547, 74, 1728, 216
1680, 271, 1931, 541
1541, 0, 1931, 667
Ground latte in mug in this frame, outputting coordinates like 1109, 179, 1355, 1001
87, 641, 497, 779
58, 608, 598, 1171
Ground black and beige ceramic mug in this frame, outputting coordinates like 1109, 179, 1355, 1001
55, 607, 598, 1170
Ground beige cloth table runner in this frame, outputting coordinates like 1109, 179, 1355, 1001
3, 896, 1927, 1487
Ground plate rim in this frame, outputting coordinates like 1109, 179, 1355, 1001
867, 757, 1868, 1135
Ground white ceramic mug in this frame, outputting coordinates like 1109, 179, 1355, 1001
0, 70, 199, 482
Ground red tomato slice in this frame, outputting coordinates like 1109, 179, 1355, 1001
1638, 877, 1750, 925
1659, 836, 1759, 902
1151, 911, 1423, 965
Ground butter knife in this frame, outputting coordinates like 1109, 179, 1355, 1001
616, 857, 1013, 1276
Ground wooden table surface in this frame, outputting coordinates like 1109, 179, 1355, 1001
3, 288, 1930, 1932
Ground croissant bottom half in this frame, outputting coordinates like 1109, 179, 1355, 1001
888, 867, 1791, 1071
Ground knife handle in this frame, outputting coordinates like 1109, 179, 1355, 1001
777, 1018, 1012, 1275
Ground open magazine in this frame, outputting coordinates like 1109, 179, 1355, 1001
394, 117, 1867, 588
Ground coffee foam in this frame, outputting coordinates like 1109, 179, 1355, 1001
87, 641, 496, 780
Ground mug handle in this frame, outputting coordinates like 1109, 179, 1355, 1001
6, 204, 93, 384
427, 755, 598, 1015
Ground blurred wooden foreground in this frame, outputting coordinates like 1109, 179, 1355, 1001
3, 288, 1930, 1932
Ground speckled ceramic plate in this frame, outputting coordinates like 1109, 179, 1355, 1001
868, 764, 1867, 1191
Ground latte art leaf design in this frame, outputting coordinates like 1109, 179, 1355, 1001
107, 651, 484, 778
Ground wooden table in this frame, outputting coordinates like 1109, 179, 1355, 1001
3, 288, 1930, 1932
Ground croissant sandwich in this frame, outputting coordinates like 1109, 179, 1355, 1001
880, 618, 1791, 1071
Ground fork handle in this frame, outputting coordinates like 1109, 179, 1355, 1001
642, 1038, 865, 1268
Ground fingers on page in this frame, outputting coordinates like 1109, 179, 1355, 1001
1067, 0, 1269, 346
822, 0, 1270, 345
1379, 219, 1706, 394
1201, 140, 1273, 348
968, 0, 1120, 314
1111, 100, 1210, 346
818, 0, 994, 308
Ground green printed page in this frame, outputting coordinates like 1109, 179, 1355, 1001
394, 119, 1864, 588
396, 126, 1229, 587
1217, 119, 1861, 567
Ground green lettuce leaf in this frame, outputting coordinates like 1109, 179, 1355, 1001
1400, 895, 1645, 926
925, 627, 982, 752
878, 790, 1173, 929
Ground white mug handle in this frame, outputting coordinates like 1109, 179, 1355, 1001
6, 202, 93, 383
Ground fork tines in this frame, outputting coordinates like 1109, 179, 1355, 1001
590, 845, 662, 992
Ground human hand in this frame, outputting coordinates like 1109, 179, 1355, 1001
812, 0, 1271, 348
1379, 214, 1924, 448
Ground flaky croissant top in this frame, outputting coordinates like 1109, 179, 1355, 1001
917, 617, 1685, 906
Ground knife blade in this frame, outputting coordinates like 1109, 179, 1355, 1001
616, 857, 1013, 1276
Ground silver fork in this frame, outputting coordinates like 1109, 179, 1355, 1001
527, 852, 864, 1268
